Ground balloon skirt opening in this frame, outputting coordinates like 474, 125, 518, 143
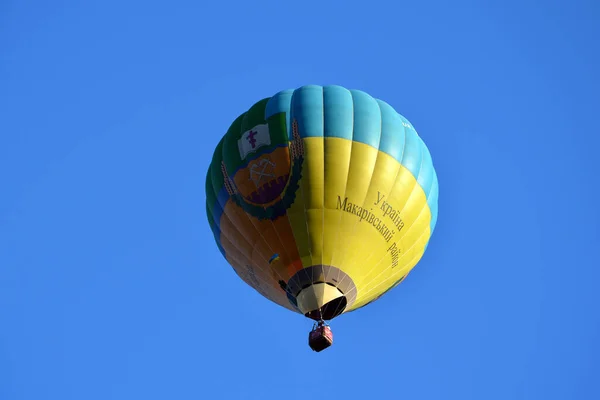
305, 295, 347, 321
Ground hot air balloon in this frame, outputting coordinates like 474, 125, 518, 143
205, 85, 438, 352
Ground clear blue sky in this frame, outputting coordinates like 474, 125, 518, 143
1, 1, 598, 399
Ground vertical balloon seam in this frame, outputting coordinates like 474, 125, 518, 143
322, 88, 351, 314
324, 86, 354, 281
320, 87, 326, 292
322, 86, 355, 317
289, 88, 315, 294
327, 86, 354, 285
319, 89, 358, 309
294, 85, 325, 295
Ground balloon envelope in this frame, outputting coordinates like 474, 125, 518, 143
205, 85, 438, 321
